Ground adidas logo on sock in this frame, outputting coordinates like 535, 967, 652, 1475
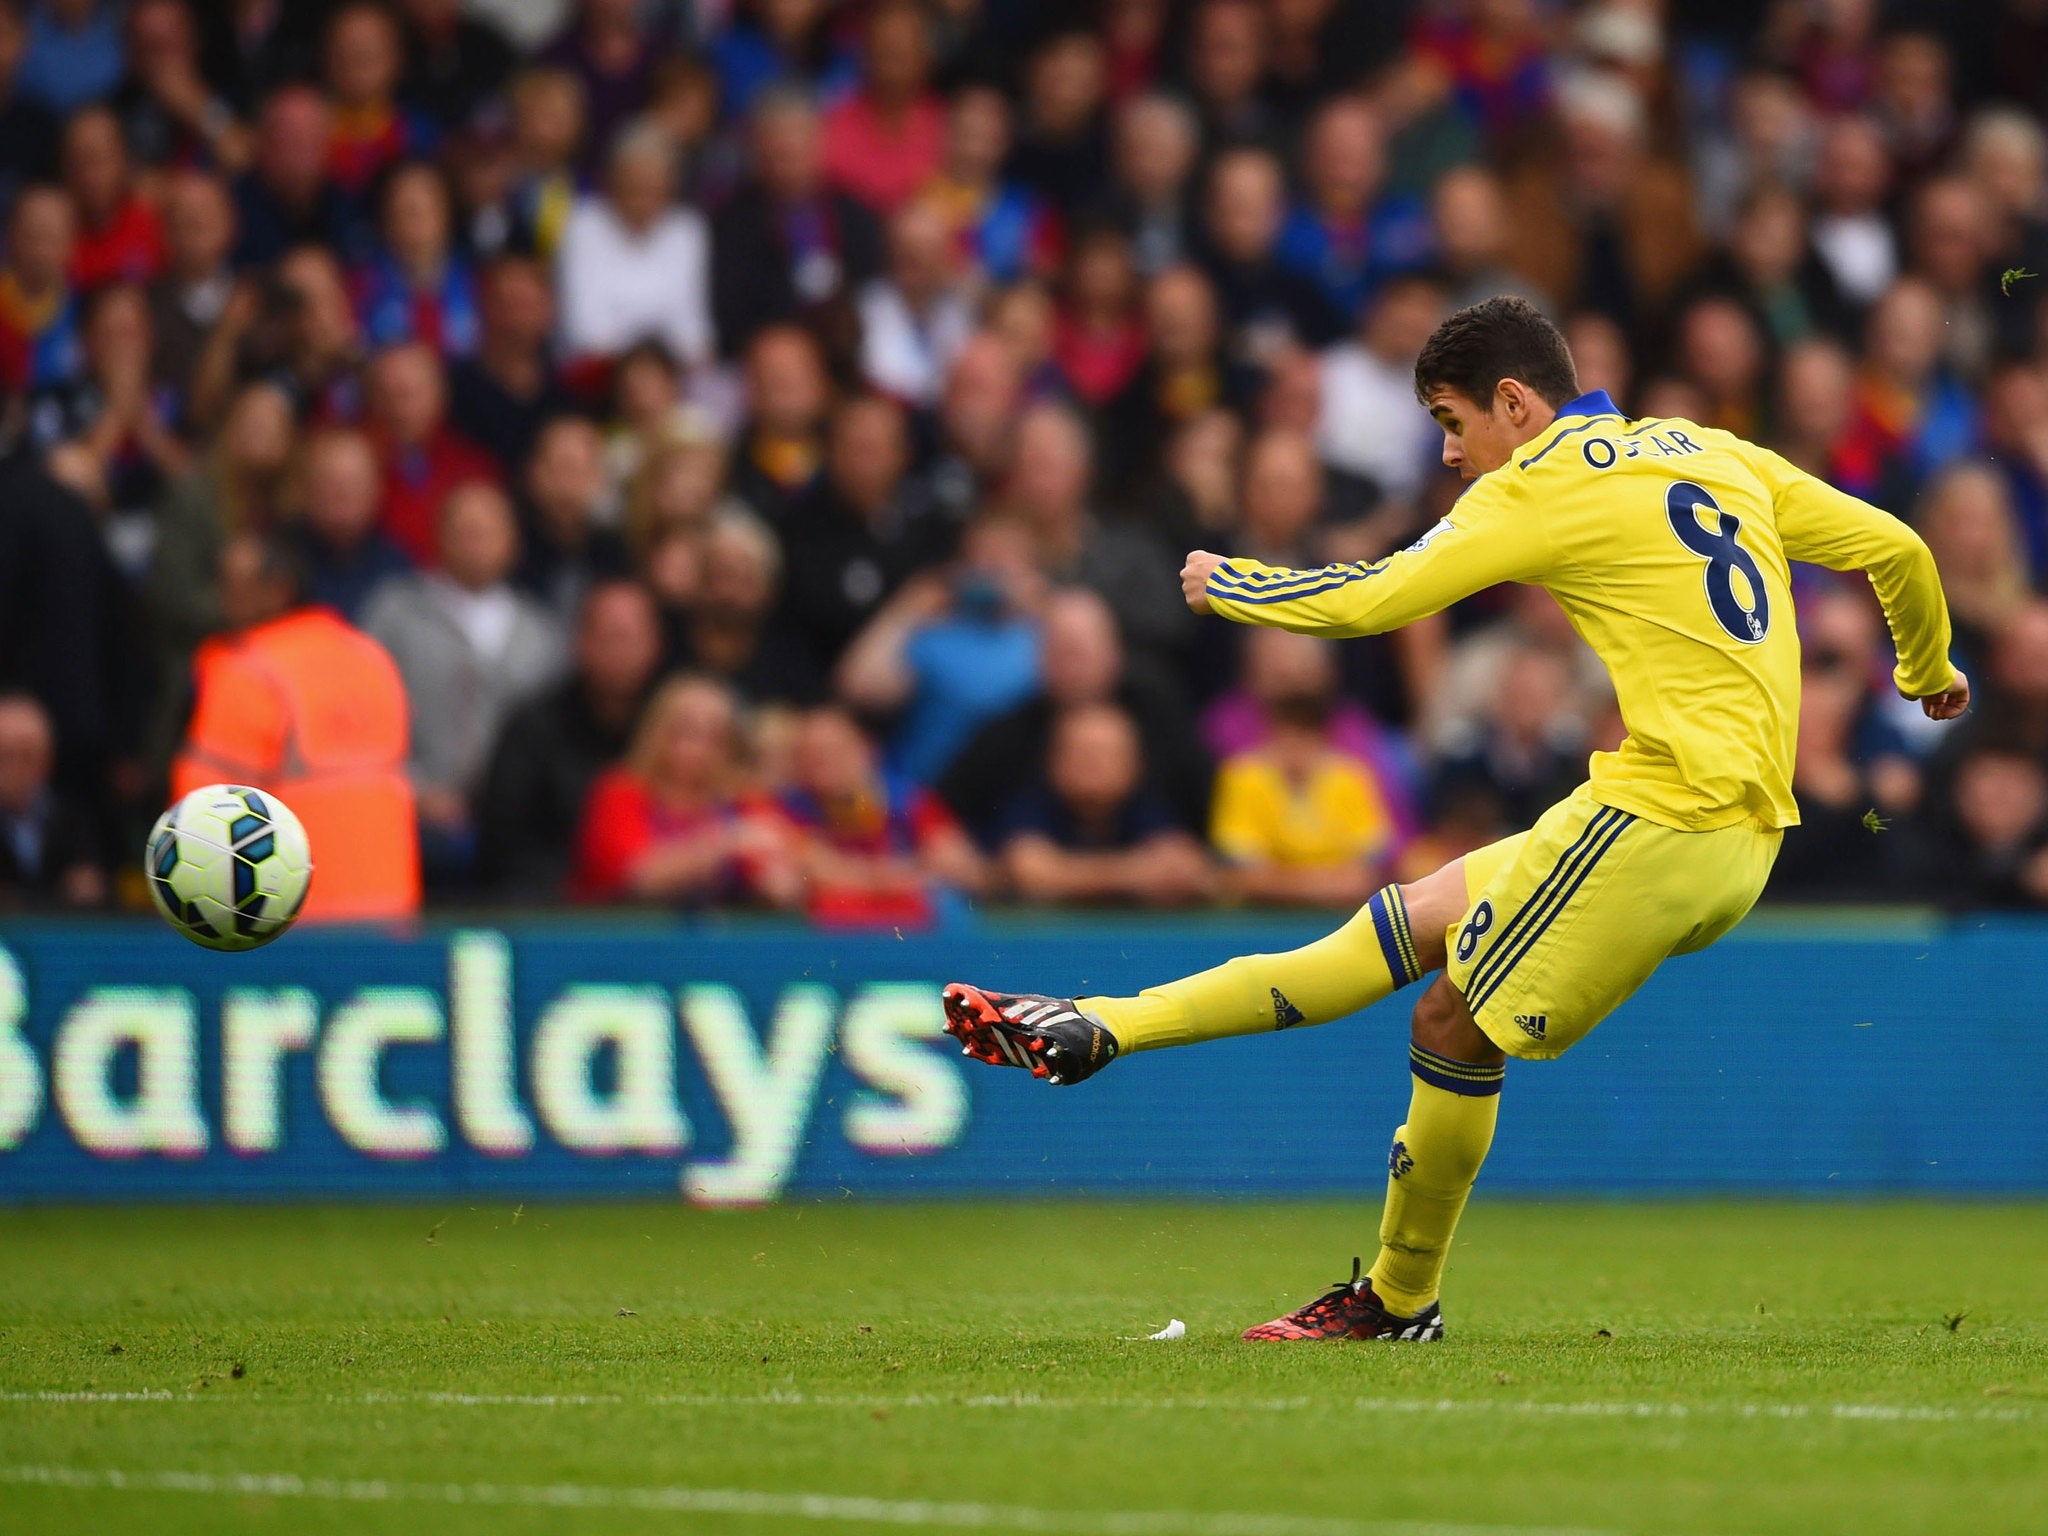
1270, 988, 1306, 1028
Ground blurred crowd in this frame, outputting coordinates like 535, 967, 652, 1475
3, 0, 2048, 921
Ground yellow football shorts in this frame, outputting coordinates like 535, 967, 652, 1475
1445, 783, 1782, 1060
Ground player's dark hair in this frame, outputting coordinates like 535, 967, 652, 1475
1413, 295, 1580, 412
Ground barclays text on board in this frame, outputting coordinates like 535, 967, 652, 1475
1, 915, 2045, 1201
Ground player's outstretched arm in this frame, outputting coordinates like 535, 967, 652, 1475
1179, 492, 1546, 636
1751, 444, 1959, 704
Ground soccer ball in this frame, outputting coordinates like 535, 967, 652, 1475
145, 785, 314, 951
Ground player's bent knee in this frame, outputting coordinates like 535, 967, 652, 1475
1410, 974, 1503, 1066
1396, 860, 1466, 968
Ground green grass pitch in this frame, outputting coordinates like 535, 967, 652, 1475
2, 1200, 2045, 1536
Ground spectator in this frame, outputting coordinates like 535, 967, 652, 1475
515, 414, 629, 622
1978, 361, 2048, 583
396, 0, 515, 134
1431, 641, 1592, 839
1772, 335, 1858, 483
923, 328, 1021, 522
624, 425, 732, 558
1872, 30, 1955, 190
18, 0, 123, 117
1007, 401, 1189, 660
147, 170, 237, 415
1836, 277, 1976, 505
190, 244, 364, 432
352, 159, 480, 356
727, 322, 829, 525
1141, 405, 1243, 552
1103, 263, 1257, 496
1209, 644, 1398, 908
778, 702, 986, 926
837, 511, 1045, 785
172, 530, 421, 917
1053, 226, 1148, 407
570, 672, 800, 906
938, 583, 1209, 843
477, 575, 661, 898
666, 504, 820, 705
1277, 96, 1430, 324
0, 689, 102, 907
1672, 293, 1769, 440
711, 84, 883, 361
820, 0, 945, 218
288, 424, 411, 622
1008, 29, 1110, 217
1770, 585, 1922, 899
998, 699, 1214, 906
447, 254, 577, 477
145, 381, 296, 736
1561, 309, 1631, 407
62, 104, 164, 291
200, 0, 318, 118
1808, 114, 1896, 309
1183, 0, 1275, 154
1935, 745, 2048, 909
324, 2, 435, 204
1698, 181, 1854, 349
232, 84, 352, 268
1316, 271, 1447, 504
1403, 0, 1550, 143
709, 0, 854, 125
780, 392, 955, 673
1202, 624, 1418, 844
1228, 427, 1325, 568
857, 199, 976, 408
1962, 109, 2048, 333
556, 122, 714, 370
0, 4, 58, 217
924, 81, 1055, 285
1198, 146, 1344, 365
0, 184, 80, 398
41, 284, 187, 517
363, 480, 568, 882
986, 279, 1062, 401
536, 0, 656, 178
1906, 173, 1996, 381
111, 0, 246, 173
1917, 461, 2030, 679
366, 339, 500, 565
1501, 71, 1700, 334
605, 339, 711, 487
1431, 163, 1539, 315
1096, 91, 1197, 275
500, 66, 585, 262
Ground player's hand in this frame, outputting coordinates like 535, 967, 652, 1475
1181, 550, 1226, 614
1918, 670, 1970, 721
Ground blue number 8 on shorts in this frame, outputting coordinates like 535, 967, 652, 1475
1456, 900, 1494, 964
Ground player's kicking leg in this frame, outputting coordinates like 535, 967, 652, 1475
941, 860, 1484, 1084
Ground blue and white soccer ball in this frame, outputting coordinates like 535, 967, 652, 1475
145, 784, 314, 951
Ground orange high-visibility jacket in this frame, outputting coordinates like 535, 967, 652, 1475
172, 608, 421, 919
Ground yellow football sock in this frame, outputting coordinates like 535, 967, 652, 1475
1368, 1047, 1503, 1315
1078, 886, 1425, 1052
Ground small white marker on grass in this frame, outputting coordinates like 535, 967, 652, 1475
1148, 1319, 1187, 1341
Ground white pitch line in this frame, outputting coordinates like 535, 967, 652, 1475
2, 1387, 2032, 1425
0, 1464, 1618, 1536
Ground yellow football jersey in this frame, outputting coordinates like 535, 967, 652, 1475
1205, 391, 1957, 832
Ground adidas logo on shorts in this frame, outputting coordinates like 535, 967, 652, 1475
1271, 988, 1306, 1028
1515, 1013, 1548, 1040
